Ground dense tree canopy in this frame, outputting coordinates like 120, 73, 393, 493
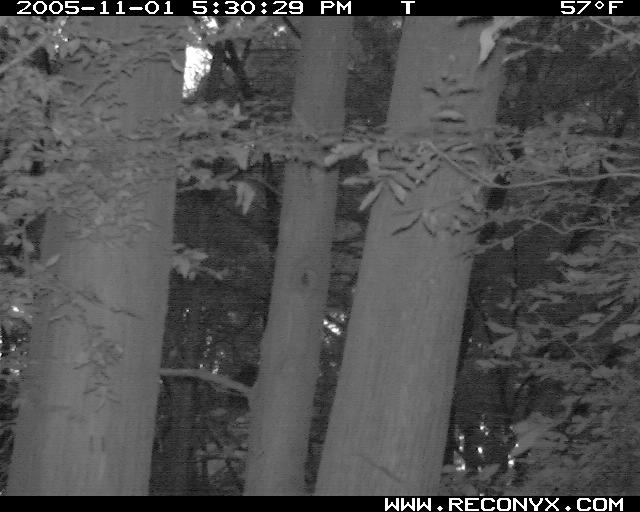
1, 15, 640, 496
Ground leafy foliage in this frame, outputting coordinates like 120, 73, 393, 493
443, 16, 640, 496
5, 14, 640, 496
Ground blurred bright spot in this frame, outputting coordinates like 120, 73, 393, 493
184, 45, 212, 96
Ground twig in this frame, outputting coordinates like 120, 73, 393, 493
0, 32, 49, 75
281, 16, 301, 39
589, 17, 640, 49
428, 140, 640, 190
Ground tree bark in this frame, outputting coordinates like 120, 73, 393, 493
7, 17, 184, 495
244, 16, 352, 495
315, 17, 504, 495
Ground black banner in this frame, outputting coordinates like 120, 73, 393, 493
10, 0, 640, 16
383, 497, 628, 512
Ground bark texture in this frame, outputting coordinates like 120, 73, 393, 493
244, 16, 352, 495
7, 17, 184, 495
315, 17, 504, 495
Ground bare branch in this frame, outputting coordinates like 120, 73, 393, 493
0, 32, 49, 76
281, 16, 301, 39
159, 368, 252, 397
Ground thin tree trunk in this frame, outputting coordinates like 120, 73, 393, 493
244, 16, 352, 495
7, 17, 184, 495
315, 17, 504, 495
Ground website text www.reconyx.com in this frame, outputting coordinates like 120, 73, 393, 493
385, 498, 624, 512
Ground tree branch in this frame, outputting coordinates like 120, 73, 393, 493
0, 32, 49, 76
159, 368, 252, 397
281, 16, 301, 39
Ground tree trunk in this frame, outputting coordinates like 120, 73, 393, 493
315, 17, 504, 495
244, 16, 352, 495
164, 378, 197, 495
7, 17, 184, 495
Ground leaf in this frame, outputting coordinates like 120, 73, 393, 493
565, 269, 590, 282
475, 359, 498, 370
486, 320, 514, 335
422, 212, 439, 232
478, 17, 530, 64
44, 254, 60, 267
324, 142, 366, 167
578, 313, 603, 324
510, 426, 549, 457
172, 245, 209, 280
236, 181, 256, 215
591, 365, 617, 380
477, 463, 500, 481
343, 176, 372, 186
460, 190, 482, 212
441, 464, 458, 474
362, 148, 380, 173
359, 183, 383, 211
73, 351, 90, 368
227, 145, 249, 170
461, 483, 478, 496
433, 110, 466, 122
388, 180, 407, 203
456, 16, 485, 23
170, 58, 184, 73
324, 153, 341, 167
392, 211, 422, 234
66, 38, 81, 57
234, 181, 255, 215
389, 171, 415, 190
576, 323, 599, 341
503, 48, 529, 63
597, 296, 617, 310
479, 22, 499, 64
601, 159, 620, 174
613, 323, 640, 343
491, 333, 518, 357
501, 237, 514, 250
